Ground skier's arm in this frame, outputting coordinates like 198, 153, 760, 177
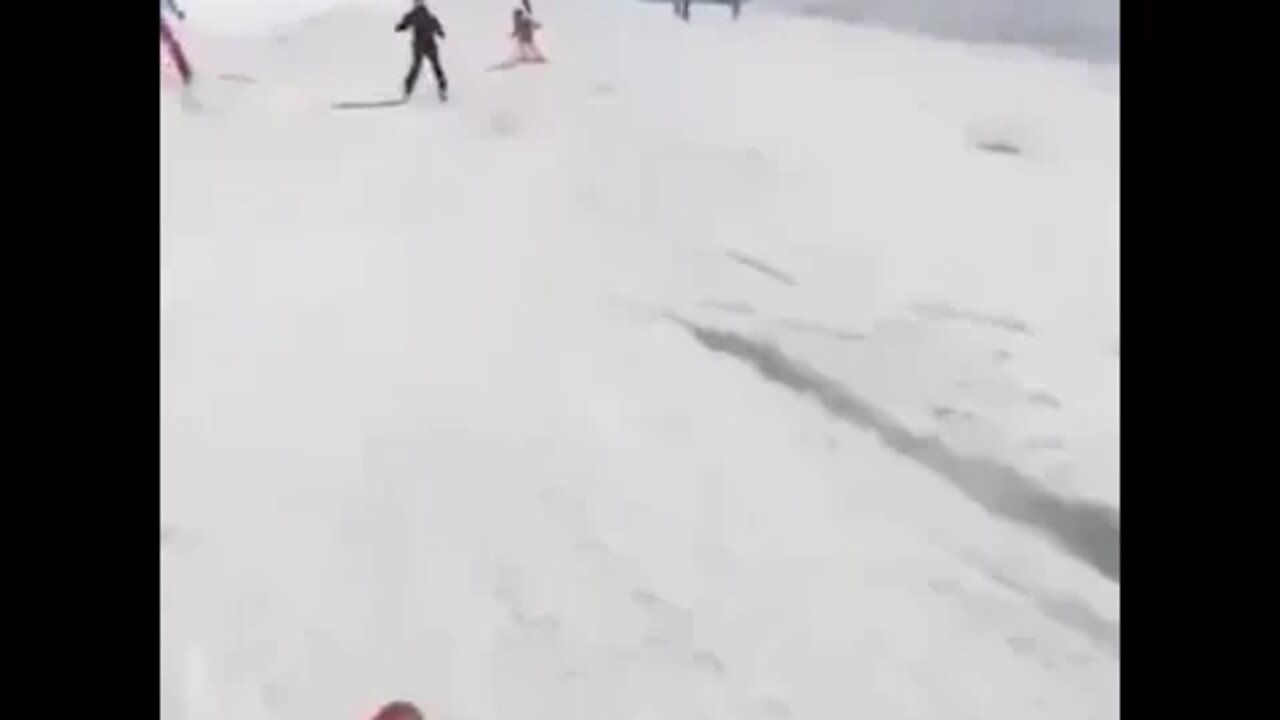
395, 12, 410, 32
434, 18, 446, 39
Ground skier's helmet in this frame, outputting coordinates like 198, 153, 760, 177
371, 700, 425, 720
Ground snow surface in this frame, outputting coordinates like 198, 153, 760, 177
161, 2, 1119, 719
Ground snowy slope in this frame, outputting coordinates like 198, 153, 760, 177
161, 2, 1119, 719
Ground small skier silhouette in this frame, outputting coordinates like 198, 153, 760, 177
489, 6, 547, 70
674, 0, 742, 22
511, 7, 547, 63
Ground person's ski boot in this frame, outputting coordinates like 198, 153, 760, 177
437, 86, 448, 102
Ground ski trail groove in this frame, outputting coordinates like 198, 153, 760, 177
673, 316, 1120, 583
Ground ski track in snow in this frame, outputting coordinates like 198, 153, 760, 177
162, 2, 1118, 719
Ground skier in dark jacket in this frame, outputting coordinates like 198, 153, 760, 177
395, 0, 448, 101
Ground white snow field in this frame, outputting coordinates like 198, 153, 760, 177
161, 1, 1119, 719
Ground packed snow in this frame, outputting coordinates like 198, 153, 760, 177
161, 1, 1119, 719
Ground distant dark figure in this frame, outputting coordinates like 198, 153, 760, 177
674, 0, 742, 22
488, 6, 547, 70
395, 0, 448, 101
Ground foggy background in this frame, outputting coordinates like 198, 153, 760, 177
747, 0, 1117, 61
184, 1, 1120, 62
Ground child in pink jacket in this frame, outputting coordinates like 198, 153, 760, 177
510, 7, 546, 63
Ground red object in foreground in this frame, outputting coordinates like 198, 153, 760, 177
371, 700, 425, 720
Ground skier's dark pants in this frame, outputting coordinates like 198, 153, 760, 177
404, 45, 447, 97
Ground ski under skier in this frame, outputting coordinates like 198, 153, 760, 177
160, 0, 193, 85
395, 0, 449, 101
